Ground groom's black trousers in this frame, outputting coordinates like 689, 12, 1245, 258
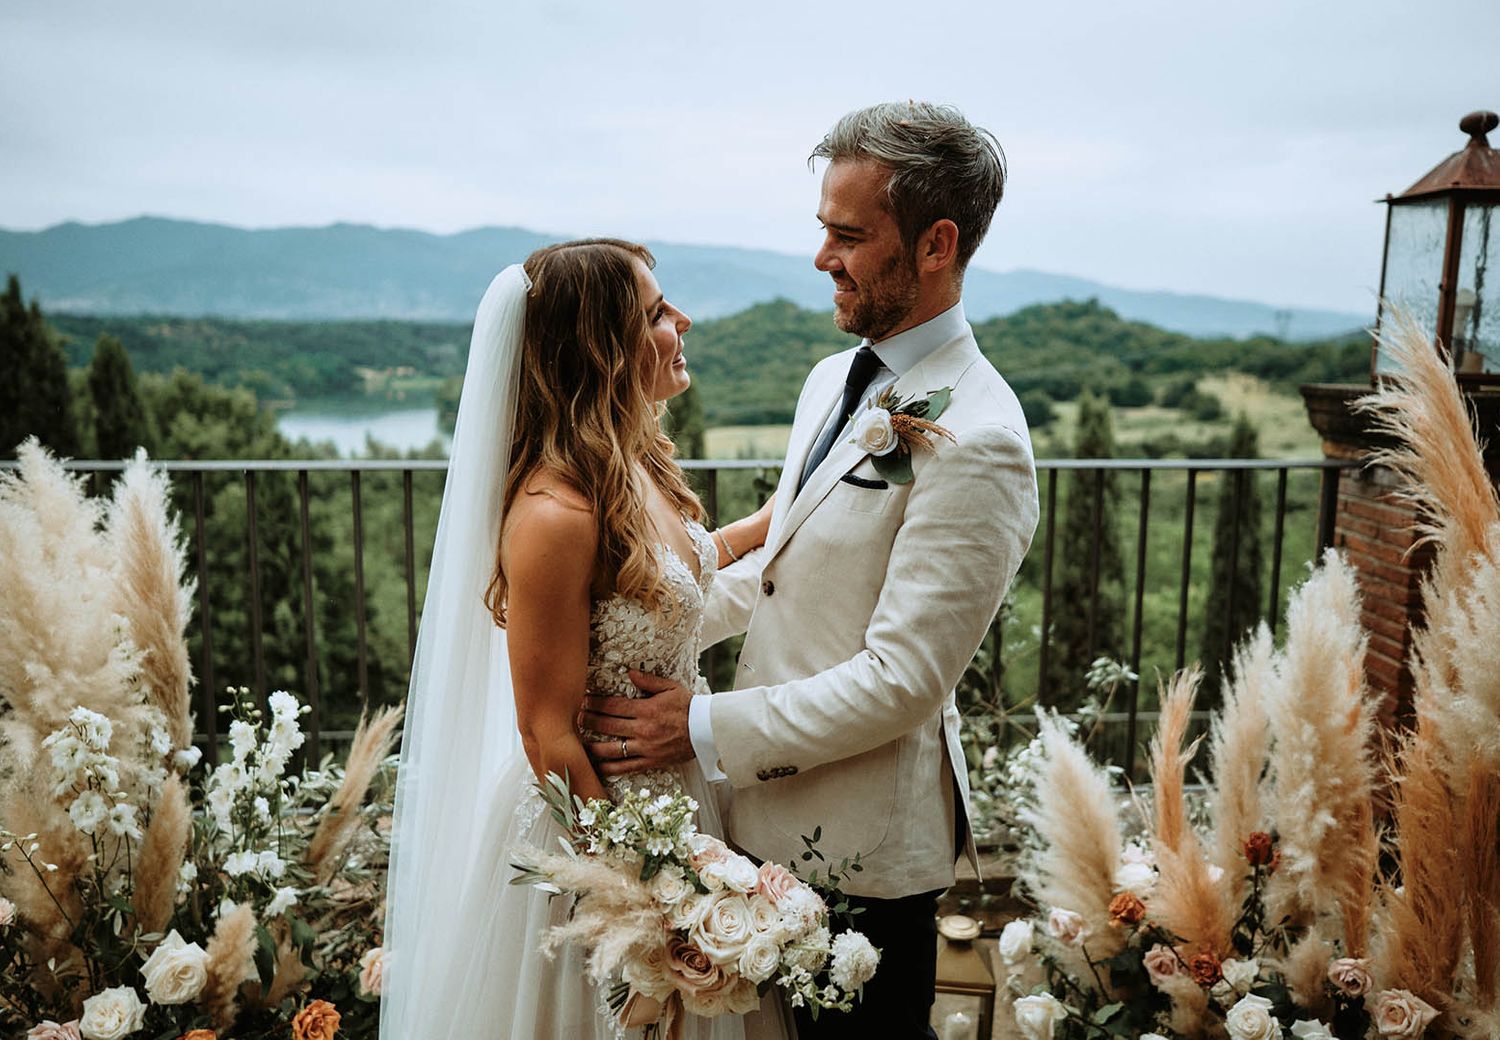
791, 887, 943, 1040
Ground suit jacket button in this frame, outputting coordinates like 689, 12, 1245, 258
761, 580, 776, 596
756, 769, 771, 781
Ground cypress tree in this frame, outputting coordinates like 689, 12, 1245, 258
1200, 414, 1264, 699
0, 276, 80, 458
88, 334, 155, 459
666, 381, 706, 459
0, 275, 28, 457
1045, 390, 1125, 705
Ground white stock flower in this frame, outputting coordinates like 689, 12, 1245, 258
775, 886, 826, 938
177, 862, 197, 895
829, 931, 878, 990
784, 925, 831, 973
1225, 994, 1281, 1040
691, 891, 755, 965
1044, 907, 1089, 946
1290, 1023, 1335, 1040
68, 791, 109, 835
266, 887, 299, 917
998, 919, 1034, 967
148, 727, 172, 758
851, 407, 899, 457
140, 930, 208, 1005
268, 689, 300, 720
1013, 993, 1066, 1040
69, 708, 113, 752
737, 933, 782, 984
77, 987, 145, 1040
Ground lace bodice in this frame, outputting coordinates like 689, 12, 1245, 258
586, 518, 718, 800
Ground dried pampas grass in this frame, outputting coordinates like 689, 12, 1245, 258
201, 902, 258, 1031
105, 451, 195, 751
1277, 933, 1334, 1021
1206, 626, 1273, 906
1265, 551, 1379, 951
131, 774, 191, 935
1146, 669, 1233, 956
1017, 711, 1127, 960
305, 703, 404, 885
528, 851, 663, 983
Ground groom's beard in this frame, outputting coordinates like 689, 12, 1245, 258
835, 250, 920, 342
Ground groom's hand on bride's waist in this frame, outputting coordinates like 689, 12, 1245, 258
580, 669, 695, 775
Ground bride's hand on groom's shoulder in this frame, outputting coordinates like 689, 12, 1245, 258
580, 669, 695, 775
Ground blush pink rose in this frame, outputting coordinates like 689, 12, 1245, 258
755, 862, 797, 905
27, 1023, 82, 1040
1143, 943, 1181, 987
663, 935, 727, 998
1327, 957, 1373, 998
1371, 989, 1439, 1038
688, 834, 732, 870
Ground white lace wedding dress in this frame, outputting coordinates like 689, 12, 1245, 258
424, 518, 790, 1040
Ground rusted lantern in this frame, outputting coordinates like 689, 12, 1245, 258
1374, 110, 1500, 383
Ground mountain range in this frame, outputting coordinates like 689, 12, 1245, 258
0, 216, 1367, 340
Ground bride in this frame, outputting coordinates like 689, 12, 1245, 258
379, 239, 785, 1039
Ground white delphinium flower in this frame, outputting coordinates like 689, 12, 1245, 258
256, 850, 287, 879
205, 785, 235, 831
828, 931, 879, 990
172, 745, 202, 772
223, 851, 258, 877
252, 797, 272, 825
0, 896, 15, 927
68, 791, 109, 835
265, 886, 299, 916
227, 721, 257, 764
105, 804, 141, 841
69, 707, 114, 752
148, 727, 172, 758
177, 862, 198, 895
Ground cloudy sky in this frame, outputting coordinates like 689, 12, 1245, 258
3, 0, 1495, 313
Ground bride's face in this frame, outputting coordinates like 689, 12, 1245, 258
633, 260, 693, 402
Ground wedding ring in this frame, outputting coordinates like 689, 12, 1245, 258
619, 738, 629, 759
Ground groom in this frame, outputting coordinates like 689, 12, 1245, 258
584, 101, 1038, 1037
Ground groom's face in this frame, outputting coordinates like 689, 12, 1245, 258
815, 159, 919, 342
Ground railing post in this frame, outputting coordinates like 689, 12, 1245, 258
192, 471, 218, 764
297, 469, 321, 762
1316, 463, 1341, 554
244, 470, 267, 713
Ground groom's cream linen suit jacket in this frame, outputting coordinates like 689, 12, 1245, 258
699, 310, 1038, 899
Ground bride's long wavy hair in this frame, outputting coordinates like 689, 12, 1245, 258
484, 238, 704, 626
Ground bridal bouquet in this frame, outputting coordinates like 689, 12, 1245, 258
512, 773, 879, 1037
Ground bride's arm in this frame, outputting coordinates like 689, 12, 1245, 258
502, 493, 611, 805
711, 492, 775, 568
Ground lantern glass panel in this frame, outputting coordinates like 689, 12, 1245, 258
1454, 203, 1498, 376
1377, 198, 1448, 375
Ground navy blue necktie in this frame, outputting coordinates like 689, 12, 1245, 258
796, 345, 883, 496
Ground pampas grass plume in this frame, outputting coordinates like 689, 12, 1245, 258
130, 774, 190, 935
1206, 626, 1274, 906
201, 902, 258, 1031
306, 703, 404, 885
529, 850, 662, 983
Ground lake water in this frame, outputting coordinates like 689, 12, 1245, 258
276, 398, 451, 457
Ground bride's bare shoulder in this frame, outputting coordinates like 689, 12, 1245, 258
502, 470, 595, 558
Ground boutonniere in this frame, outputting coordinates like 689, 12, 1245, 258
848, 385, 957, 484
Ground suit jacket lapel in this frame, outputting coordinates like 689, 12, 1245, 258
764, 332, 984, 565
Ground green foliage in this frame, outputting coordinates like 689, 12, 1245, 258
1018, 389, 1057, 429
1, 274, 80, 458
1045, 391, 1126, 705
87, 334, 156, 460
664, 382, 706, 459
1199, 415, 1264, 699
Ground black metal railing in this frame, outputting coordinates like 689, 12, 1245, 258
2, 456, 1358, 772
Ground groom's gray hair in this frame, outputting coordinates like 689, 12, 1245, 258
811, 101, 1006, 272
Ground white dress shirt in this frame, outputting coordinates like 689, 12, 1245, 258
688, 302, 970, 781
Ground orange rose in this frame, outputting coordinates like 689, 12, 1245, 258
1188, 951, 1224, 988
1107, 892, 1146, 927
1242, 832, 1276, 868
178, 1032, 216, 1040
291, 1000, 340, 1040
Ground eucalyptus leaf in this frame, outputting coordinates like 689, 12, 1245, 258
872, 449, 914, 484
924, 387, 953, 422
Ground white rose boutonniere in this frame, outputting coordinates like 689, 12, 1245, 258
848, 385, 956, 483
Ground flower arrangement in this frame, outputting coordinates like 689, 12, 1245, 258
995, 314, 1500, 1040
849, 385, 956, 483
511, 773, 879, 1037
0, 442, 399, 1039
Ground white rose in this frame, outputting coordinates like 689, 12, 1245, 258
1290, 1022, 1335, 1040
78, 987, 145, 1040
622, 942, 674, 1000
829, 931, 879, 990
1225, 993, 1281, 1040
691, 891, 755, 965
1013, 993, 1066, 1040
699, 856, 759, 895
669, 892, 710, 932
651, 867, 692, 906
358, 946, 386, 997
681, 985, 730, 1018
725, 977, 761, 1015
1142, 1035, 1171, 1040
737, 933, 782, 984
1045, 907, 1089, 947
140, 930, 208, 1005
851, 407, 899, 456
1114, 860, 1157, 897
998, 919, 1034, 967
1222, 957, 1260, 991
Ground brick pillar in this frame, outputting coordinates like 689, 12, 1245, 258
1302, 382, 1500, 724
